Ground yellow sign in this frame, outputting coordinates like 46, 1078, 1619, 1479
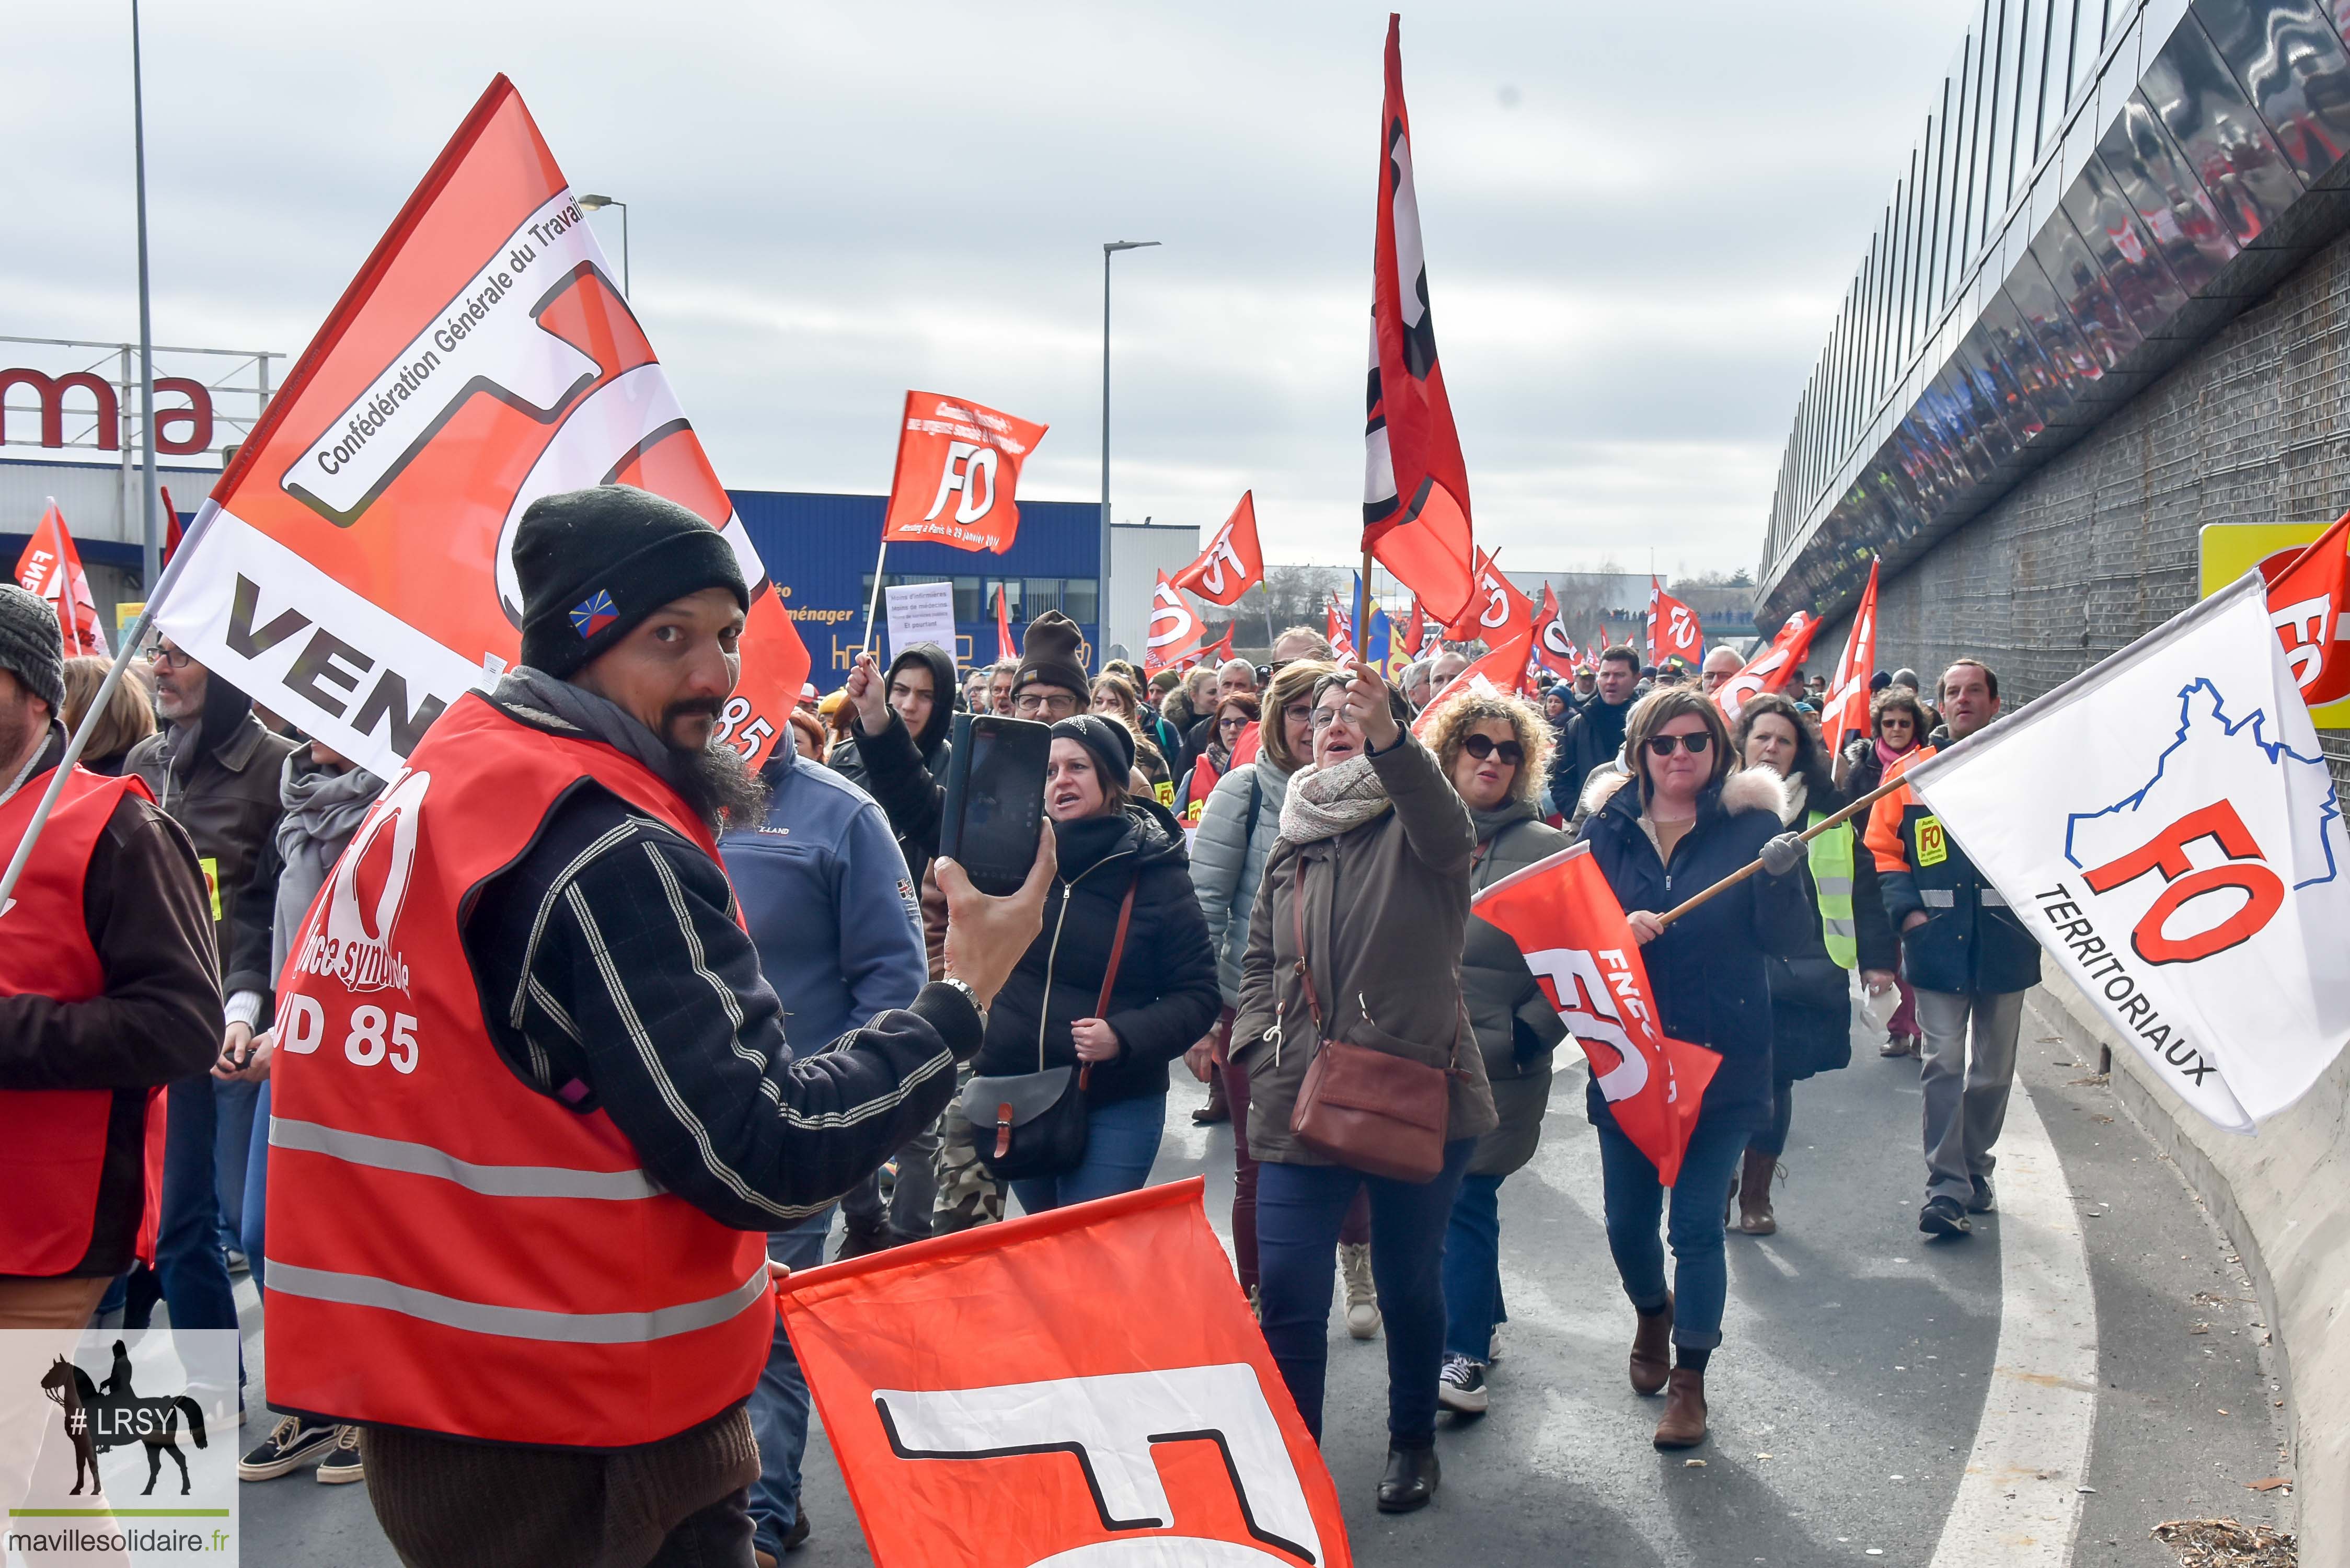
2198, 522, 2350, 728
199, 856, 223, 921
116, 601, 146, 633
1916, 815, 1949, 868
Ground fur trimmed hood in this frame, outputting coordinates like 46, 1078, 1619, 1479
1582, 762, 1788, 821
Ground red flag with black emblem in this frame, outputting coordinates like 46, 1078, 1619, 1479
778, 1179, 1353, 1568
150, 75, 808, 777
1362, 15, 1477, 627
1171, 491, 1265, 607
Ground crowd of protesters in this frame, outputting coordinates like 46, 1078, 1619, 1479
0, 492, 2043, 1558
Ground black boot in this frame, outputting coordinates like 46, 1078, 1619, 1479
1376, 1444, 1440, 1513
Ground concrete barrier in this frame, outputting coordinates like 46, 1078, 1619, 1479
2024, 971, 2341, 1560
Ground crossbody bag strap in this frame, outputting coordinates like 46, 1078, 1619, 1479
1289, 857, 1325, 1032
1080, 877, 1139, 1090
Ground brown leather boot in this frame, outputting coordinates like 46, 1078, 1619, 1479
1652, 1367, 1709, 1448
1737, 1148, 1779, 1235
1629, 1296, 1673, 1396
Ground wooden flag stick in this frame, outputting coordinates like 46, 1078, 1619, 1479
1653, 770, 1908, 929
1354, 548, 1374, 664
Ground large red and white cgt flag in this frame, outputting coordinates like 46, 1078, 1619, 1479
14, 500, 107, 656
1361, 15, 1477, 627
1442, 549, 1533, 649
1646, 578, 1702, 669
1144, 571, 1205, 675
778, 1178, 1352, 1568
1171, 491, 1265, 606
1817, 559, 1880, 756
1714, 612, 1819, 724
1900, 573, 2350, 1131
1470, 843, 1719, 1183
155, 76, 808, 777
1531, 582, 1578, 680
882, 391, 1049, 554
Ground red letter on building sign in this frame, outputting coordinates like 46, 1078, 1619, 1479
154, 377, 215, 456
2081, 800, 2285, 964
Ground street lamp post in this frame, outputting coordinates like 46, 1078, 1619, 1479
131, 0, 160, 592
579, 194, 629, 297
1101, 239, 1159, 656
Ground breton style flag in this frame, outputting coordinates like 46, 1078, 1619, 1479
1144, 571, 1205, 674
1646, 579, 1703, 669
1361, 15, 1477, 627
1531, 582, 1579, 681
14, 501, 106, 656
995, 582, 1016, 662
152, 76, 808, 778
1442, 549, 1534, 650
778, 1179, 1352, 1568
1471, 843, 1719, 1183
882, 391, 1049, 554
1171, 491, 1265, 606
1411, 629, 1535, 738
1895, 573, 2350, 1131
2262, 508, 2350, 705
1714, 612, 1821, 724
1818, 559, 1881, 756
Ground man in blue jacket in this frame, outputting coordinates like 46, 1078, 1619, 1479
721, 739, 928, 1561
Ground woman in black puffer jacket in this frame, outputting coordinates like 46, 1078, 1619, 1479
972, 715, 1222, 1214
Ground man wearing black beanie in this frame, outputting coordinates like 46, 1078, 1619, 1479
260, 485, 1053, 1568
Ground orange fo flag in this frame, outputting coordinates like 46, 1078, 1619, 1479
1144, 571, 1204, 675
151, 76, 808, 778
1172, 491, 1265, 606
14, 500, 107, 656
777, 1178, 1352, 1568
882, 390, 1049, 554
1471, 843, 1719, 1184
1818, 559, 1881, 756
1362, 16, 1477, 627
1714, 612, 1821, 724
2263, 508, 2350, 705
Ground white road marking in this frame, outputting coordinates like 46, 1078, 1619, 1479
1926, 1078, 2098, 1568
1754, 1240, 1799, 1277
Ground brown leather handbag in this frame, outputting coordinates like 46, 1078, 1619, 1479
1282, 861, 1459, 1182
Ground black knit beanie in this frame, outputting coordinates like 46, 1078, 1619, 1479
0, 585, 65, 711
1052, 713, 1134, 785
513, 486, 748, 678
1013, 610, 1090, 701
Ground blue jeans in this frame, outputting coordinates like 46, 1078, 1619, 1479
213, 1076, 260, 1258
748, 1207, 834, 1555
1595, 1110, 1749, 1351
1008, 1094, 1166, 1215
1256, 1138, 1475, 1447
239, 1080, 270, 1290
152, 1076, 241, 1333
1440, 1171, 1509, 1363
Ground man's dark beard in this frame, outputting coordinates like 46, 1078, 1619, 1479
669, 737, 769, 834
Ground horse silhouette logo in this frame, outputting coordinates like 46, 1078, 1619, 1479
37, 1342, 209, 1496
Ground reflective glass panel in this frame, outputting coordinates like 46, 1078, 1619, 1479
2193, 0, 2350, 185
2141, 15, 2305, 244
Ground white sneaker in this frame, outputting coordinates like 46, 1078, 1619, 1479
1437, 1354, 1489, 1414
1340, 1242, 1381, 1340
1485, 1323, 1505, 1364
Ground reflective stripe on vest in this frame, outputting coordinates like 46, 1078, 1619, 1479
0, 765, 154, 1275
1806, 811, 1858, 970
264, 695, 773, 1449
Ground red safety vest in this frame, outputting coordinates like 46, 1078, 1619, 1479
1179, 751, 1224, 827
264, 696, 773, 1449
0, 764, 156, 1276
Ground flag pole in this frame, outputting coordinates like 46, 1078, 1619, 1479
1652, 771, 1906, 929
856, 534, 888, 661
0, 502, 220, 913
1354, 548, 1373, 666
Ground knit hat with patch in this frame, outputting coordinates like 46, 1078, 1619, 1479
513, 485, 748, 679
0, 585, 65, 711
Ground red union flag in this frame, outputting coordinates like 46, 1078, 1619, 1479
1361, 15, 1477, 627
1399, 595, 1425, 656
995, 582, 1016, 661
1646, 579, 1702, 668
1471, 843, 1719, 1183
1192, 621, 1235, 671
1411, 630, 1534, 738
14, 500, 106, 656
1326, 594, 1357, 663
152, 76, 807, 777
1172, 491, 1265, 606
778, 1178, 1351, 1568
1715, 612, 1819, 724
1818, 559, 1881, 756
1144, 571, 1204, 674
1442, 549, 1533, 649
1532, 582, 1578, 679
882, 390, 1048, 554
2262, 508, 2350, 705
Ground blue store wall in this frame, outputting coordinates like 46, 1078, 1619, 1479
732, 489, 1101, 691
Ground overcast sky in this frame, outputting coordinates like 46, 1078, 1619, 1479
9, 2, 1971, 577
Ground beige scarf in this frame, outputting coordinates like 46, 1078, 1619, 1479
1278, 755, 1392, 844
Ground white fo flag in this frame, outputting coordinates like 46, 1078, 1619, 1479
1902, 572, 2350, 1132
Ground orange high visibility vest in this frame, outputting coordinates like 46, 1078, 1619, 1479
0, 765, 156, 1275
264, 695, 772, 1448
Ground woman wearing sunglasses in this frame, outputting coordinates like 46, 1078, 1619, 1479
1574, 686, 1812, 1451
1421, 688, 1571, 1420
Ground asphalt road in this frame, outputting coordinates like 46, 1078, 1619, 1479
234, 1009, 2295, 1565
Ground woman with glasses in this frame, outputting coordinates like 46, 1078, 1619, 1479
1232, 664, 1495, 1514
1175, 694, 1259, 835
1730, 693, 1890, 1236
1090, 672, 1175, 808
1574, 687, 1811, 1451
1421, 688, 1571, 1421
